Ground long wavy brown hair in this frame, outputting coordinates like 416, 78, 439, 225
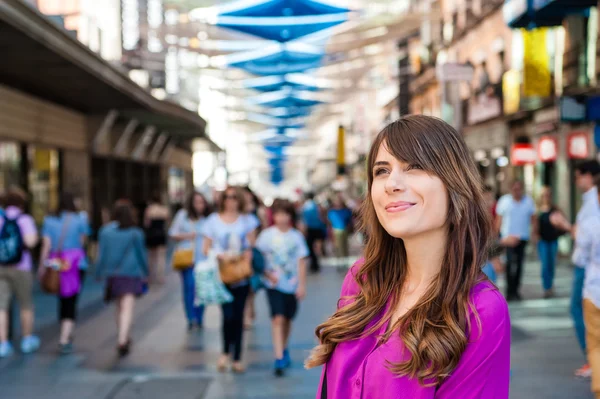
305, 115, 492, 386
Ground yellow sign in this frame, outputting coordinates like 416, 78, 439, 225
336, 125, 346, 175
503, 69, 521, 114
522, 28, 551, 98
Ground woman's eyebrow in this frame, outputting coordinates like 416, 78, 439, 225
374, 161, 390, 167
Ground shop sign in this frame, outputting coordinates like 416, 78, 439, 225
587, 96, 600, 121
467, 91, 502, 125
511, 143, 536, 166
538, 136, 558, 162
568, 131, 589, 159
560, 97, 587, 122
502, 69, 520, 114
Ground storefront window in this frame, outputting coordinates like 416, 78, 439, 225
168, 167, 186, 206
0, 142, 22, 193
28, 147, 60, 224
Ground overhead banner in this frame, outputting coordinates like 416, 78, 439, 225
522, 28, 551, 98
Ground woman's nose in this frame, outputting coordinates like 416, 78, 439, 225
384, 169, 406, 194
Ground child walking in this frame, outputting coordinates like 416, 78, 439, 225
256, 199, 309, 377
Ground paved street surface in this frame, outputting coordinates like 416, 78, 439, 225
0, 256, 595, 399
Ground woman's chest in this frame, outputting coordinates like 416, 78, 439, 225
328, 335, 435, 399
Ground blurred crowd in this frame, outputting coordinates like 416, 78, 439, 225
0, 184, 359, 377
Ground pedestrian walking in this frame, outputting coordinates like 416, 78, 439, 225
327, 195, 353, 270
495, 180, 536, 301
38, 192, 90, 355
144, 194, 170, 285
307, 115, 510, 398
169, 191, 211, 331
534, 186, 571, 298
301, 192, 327, 273
256, 199, 309, 377
571, 160, 600, 378
0, 187, 40, 358
577, 176, 600, 397
202, 186, 259, 374
95, 200, 148, 358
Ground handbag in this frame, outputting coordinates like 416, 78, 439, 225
41, 215, 72, 295
172, 248, 194, 270
219, 254, 252, 285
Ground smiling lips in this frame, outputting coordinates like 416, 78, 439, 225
385, 201, 416, 213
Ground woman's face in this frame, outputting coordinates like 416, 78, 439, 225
193, 195, 206, 215
244, 191, 255, 213
540, 188, 552, 204
371, 143, 449, 239
223, 189, 240, 213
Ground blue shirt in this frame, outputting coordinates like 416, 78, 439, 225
42, 212, 89, 251
576, 212, 600, 307
328, 208, 353, 230
169, 209, 207, 263
95, 223, 148, 278
256, 226, 309, 294
496, 194, 536, 240
573, 186, 600, 267
302, 200, 326, 230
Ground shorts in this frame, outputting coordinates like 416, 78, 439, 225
267, 289, 298, 320
0, 268, 33, 311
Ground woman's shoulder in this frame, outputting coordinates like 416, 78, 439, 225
468, 281, 510, 336
340, 259, 365, 297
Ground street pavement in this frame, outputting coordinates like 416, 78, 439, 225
0, 255, 595, 399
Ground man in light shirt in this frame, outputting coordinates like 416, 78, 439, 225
572, 160, 600, 378
579, 176, 600, 397
496, 180, 536, 301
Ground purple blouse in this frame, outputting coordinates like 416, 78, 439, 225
317, 265, 511, 399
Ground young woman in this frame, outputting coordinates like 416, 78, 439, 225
202, 186, 259, 373
535, 186, 571, 298
39, 192, 90, 355
144, 194, 170, 285
95, 200, 148, 357
307, 115, 510, 398
169, 191, 211, 331
256, 199, 309, 377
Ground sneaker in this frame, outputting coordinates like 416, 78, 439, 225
282, 349, 291, 368
59, 342, 74, 356
575, 364, 592, 378
117, 340, 131, 358
20, 335, 40, 354
0, 341, 14, 358
274, 359, 285, 377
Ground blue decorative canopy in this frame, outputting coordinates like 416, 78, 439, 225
248, 89, 324, 108
242, 74, 328, 92
504, 0, 595, 28
216, 0, 351, 42
226, 43, 323, 75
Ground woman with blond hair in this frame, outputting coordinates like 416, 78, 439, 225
307, 115, 510, 398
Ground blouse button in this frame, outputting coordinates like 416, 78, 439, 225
355, 378, 361, 387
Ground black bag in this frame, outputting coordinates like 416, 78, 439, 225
0, 215, 24, 266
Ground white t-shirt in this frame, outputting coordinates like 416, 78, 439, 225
256, 226, 309, 294
203, 213, 259, 254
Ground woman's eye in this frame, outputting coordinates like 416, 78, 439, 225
374, 168, 389, 176
406, 164, 423, 171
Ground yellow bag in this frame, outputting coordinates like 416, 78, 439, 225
172, 248, 194, 270
219, 255, 252, 285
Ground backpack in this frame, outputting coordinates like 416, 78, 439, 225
0, 215, 25, 266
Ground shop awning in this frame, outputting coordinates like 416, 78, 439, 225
503, 0, 595, 28
0, 0, 220, 151
242, 74, 329, 92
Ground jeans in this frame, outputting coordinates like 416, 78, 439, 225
537, 240, 558, 291
222, 284, 250, 361
505, 240, 528, 297
180, 268, 204, 325
571, 266, 587, 355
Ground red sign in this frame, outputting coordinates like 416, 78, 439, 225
568, 131, 589, 159
511, 143, 536, 166
538, 136, 558, 162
